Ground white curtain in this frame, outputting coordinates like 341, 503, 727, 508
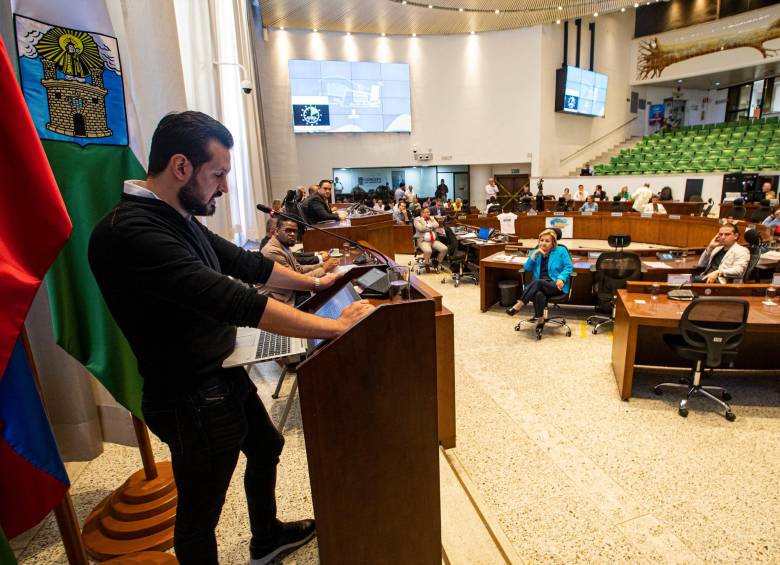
174, 0, 269, 244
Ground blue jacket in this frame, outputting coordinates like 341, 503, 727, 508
523, 245, 574, 294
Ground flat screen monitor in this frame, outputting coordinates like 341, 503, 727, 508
555, 66, 608, 117
288, 59, 411, 133
310, 284, 362, 347
478, 227, 493, 240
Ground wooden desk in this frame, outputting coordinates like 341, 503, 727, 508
303, 213, 395, 257
344, 244, 456, 448
548, 200, 705, 215
612, 288, 780, 400
393, 224, 415, 255
478, 253, 703, 311
719, 202, 761, 219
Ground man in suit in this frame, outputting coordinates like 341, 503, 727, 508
301, 180, 339, 223
258, 217, 339, 305
694, 223, 750, 284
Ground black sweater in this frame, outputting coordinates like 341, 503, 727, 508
301, 193, 339, 223
88, 194, 274, 399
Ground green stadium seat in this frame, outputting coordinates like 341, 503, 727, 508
714, 140, 728, 149
745, 157, 762, 170
721, 148, 736, 158
693, 135, 706, 143
707, 150, 722, 158
716, 158, 732, 169
744, 131, 759, 140
764, 116, 779, 123
701, 159, 717, 171
736, 148, 751, 157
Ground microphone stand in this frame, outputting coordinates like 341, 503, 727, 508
257, 204, 391, 266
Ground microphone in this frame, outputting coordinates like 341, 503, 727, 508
256, 204, 390, 266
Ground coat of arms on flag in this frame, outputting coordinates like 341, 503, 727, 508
14, 14, 128, 146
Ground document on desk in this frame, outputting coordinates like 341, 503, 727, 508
643, 261, 673, 269
335, 264, 356, 274
573, 261, 593, 269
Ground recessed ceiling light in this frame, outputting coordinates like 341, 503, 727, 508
621, 7, 626, 12
312, 28, 318, 32
459, 7, 464, 11
593, 11, 598, 16
428, 4, 433, 7
402, 0, 407, 3
279, 26, 285, 30
495, 9, 500, 14
470, 31, 475, 35
556, 19, 561, 24
715, 82, 721, 86
558, 5, 563, 10
381, 32, 386, 36
634, 2, 639, 6
412, 33, 417, 37
677, 79, 683, 83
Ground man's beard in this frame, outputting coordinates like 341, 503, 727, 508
179, 177, 220, 216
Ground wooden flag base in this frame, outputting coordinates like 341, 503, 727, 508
104, 551, 178, 564
82, 462, 176, 561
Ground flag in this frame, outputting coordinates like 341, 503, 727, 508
0, 32, 70, 542
0, 527, 16, 565
11, 0, 147, 418
0, 340, 70, 539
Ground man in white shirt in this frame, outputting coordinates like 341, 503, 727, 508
694, 223, 750, 284
642, 195, 667, 214
632, 182, 653, 212
496, 211, 518, 235
485, 177, 499, 200
572, 184, 587, 202
394, 183, 405, 203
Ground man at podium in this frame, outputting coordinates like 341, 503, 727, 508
88, 111, 373, 565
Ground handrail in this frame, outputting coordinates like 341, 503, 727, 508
559, 116, 638, 165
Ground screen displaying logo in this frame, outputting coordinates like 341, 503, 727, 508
293, 104, 330, 127
564, 95, 579, 111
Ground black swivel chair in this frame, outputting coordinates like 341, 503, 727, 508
652, 297, 749, 421
586, 251, 642, 334
700, 198, 714, 217
729, 203, 747, 220
440, 226, 478, 286
749, 200, 772, 223
740, 228, 763, 283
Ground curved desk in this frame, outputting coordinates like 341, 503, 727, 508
457, 211, 769, 248
541, 200, 705, 216
302, 212, 395, 257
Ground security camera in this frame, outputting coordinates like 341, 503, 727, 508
240, 79, 253, 94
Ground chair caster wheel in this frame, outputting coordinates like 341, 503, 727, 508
678, 408, 689, 418
725, 411, 736, 422
441, 278, 446, 284
592, 328, 598, 335
652, 386, 662, 396
514, 326, 520, 331
535, 328, 543, 340
565, 329, 572, 337
454, 281, 459, 288
722, 391, 732, 401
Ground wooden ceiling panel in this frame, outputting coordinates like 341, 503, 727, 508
261, 0, 643, 35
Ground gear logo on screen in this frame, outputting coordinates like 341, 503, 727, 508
293, 103, 330, 130
565, 95, 578, 111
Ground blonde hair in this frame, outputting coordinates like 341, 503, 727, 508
538, 229, 558, 247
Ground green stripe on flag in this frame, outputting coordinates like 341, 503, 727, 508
43, 141, 146, 419
0, 527, 17, 565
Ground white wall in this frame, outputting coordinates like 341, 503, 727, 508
259, 27, 543, 197
537, 11, 638, 177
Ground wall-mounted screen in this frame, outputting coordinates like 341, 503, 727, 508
555, 66, 608, 117
288, 59, 411, 133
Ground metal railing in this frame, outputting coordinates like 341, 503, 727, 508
559, 116, 639, 165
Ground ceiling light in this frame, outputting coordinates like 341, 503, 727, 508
593, 12, 598, 16
279, 26, 285, 30
556, 19, 561, 24
634, 2, 639, 6
470, 31, 475, 35
412, 33, 417, 37
459, 7, 464, 11
381, 32, 386, 36
402, 0, 407, 3
677, 79, 683, 83
558, 5, 563, 10
428, 4, 433, 7
495, 9, 500, 14
715, 82, 721, 86
621, 7, 626, 11
312, 28, 318, 32
346, 31, 351, 35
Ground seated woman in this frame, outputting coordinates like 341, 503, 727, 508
506, 229, 573, 328
642, 195, 667, 214
452, 197, 463, 212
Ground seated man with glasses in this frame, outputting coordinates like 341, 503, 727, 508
693, 223, 750, 284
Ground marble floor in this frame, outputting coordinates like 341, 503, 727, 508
13, 261, 780, 564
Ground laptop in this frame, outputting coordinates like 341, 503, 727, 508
222, 327, 308, 368
478, 227, 494, 240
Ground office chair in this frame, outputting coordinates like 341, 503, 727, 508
409, 240, 427, 275
586, 251, 642, 334
740, 228, 763, 283
652, 297, 749, 421
687, 195, 703, 203
440, 226, 478, 286
749, 201, 772, 223
514, 273, 577, 340
700, 198, 714, 217
729, 203, 747, 220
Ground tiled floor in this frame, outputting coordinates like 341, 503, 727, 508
14, 264, 780, 564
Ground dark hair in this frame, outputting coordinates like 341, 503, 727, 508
721, 222, 740, 236
276, 216, 299, 230
318, 179, 332, 188
613, 195, 621, 202
147, 111, 233, 176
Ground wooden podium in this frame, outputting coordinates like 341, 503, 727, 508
296, 273, 442, 564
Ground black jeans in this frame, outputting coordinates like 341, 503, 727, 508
520, 278, 564, 318
143, 368, 285, 565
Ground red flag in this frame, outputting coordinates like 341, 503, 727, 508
0, 34, 71, 375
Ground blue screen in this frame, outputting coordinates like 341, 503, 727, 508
289, 59, 411, 133
478, 227, 492, 240
311, 284, 362, 347
562, 66, 608, 117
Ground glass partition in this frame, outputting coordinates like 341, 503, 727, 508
332, 165, 469, 203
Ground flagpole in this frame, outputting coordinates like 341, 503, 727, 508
19, 327, 89, 565
132, 416, 158, 481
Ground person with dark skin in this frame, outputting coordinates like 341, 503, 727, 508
88, 112, 373, 565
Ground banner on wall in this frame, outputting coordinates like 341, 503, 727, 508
648, 104, 665, 125
630, 4, 780, 84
